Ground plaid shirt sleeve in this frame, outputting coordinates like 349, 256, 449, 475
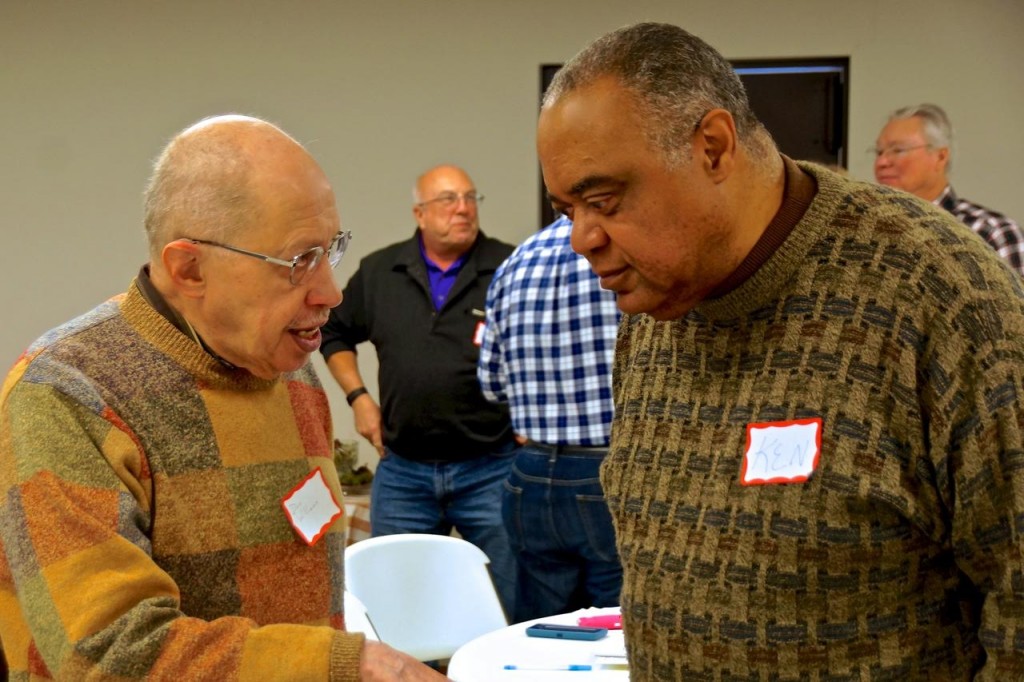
971, 214, 1024, 278
940, 187, 1024, 278
478, 257, 512, 404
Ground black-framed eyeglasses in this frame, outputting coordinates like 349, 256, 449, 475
184, 230, 352, 285
417, 191, 484, 209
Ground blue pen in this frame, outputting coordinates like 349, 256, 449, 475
503, 664, 593, 671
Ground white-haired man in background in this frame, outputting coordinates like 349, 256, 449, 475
874, 103, 1024, 277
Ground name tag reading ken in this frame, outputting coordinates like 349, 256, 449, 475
741, 417, 822, 486
281, 468, 344, 545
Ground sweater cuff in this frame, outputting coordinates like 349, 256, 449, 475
329, 631, 365, 682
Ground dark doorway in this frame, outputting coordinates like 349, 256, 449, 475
732, 58, 849, 170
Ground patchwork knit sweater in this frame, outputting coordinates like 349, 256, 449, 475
0, 283, 363, 680
606, 162, 1024, 680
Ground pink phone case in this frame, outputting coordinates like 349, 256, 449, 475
577, 613, 622, 630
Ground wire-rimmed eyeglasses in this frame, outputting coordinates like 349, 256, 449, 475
870, 144, 932, 160
417, 191, 484, 209
184, 230, 352, 285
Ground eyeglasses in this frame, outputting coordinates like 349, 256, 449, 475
417, 191, 484, 209
184, 230, 352, 285
871, 144, 932, 160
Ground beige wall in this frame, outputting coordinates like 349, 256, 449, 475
3, 0, 1022, 464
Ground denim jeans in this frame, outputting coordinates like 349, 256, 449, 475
502, 443, 622, 623
370, 443, 518, 617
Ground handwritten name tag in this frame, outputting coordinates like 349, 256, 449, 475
281, 468, 344, 545
740, 418, 822, 486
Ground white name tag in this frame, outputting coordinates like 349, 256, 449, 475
281, 468, 344, 545
472, 320, 486, 347
740, 418, 822, 485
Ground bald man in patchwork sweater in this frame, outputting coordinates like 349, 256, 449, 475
0, 116, 445, 681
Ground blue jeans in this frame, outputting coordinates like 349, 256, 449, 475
502, 444, 622, 623
370, 444, 518, 617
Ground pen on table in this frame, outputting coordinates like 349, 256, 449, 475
503, 664, 592, 671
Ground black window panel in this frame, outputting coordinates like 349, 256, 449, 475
733, 58, 849, 171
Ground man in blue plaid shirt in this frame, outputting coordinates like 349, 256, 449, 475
478, 214, 623, 622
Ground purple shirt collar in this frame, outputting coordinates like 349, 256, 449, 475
418, 234, 469, 311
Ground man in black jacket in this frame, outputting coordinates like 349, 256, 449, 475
320, 164, 518, 615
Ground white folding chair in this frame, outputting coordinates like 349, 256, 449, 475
344, 590, 379, 641
344, 534, 508, 661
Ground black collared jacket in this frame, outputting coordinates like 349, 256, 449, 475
321, 230, 514, 461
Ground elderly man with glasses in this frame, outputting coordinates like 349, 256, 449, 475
874, 103, 1024, 277
0, 115, 445, 681
320, 164, 519, 616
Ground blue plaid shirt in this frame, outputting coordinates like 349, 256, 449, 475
478, 216, 619, 446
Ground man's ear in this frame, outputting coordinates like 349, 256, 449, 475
695, 108, 738, 184
412, 204, 426, 229
935, 146, 950, 174
161, 240, 206, 299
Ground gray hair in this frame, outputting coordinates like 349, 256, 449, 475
543, 22, 775, 166
142, 115, 275, 258
887, 103, 954, 173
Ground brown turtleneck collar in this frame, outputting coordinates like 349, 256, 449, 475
706, 155, 817, 299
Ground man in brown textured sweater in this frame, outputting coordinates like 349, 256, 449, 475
538, 22, 1024, 681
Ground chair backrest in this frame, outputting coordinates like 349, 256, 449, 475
344, 590, 379, 641
344, 534, 508, 661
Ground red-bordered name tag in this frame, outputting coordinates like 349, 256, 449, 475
472, 320, 486, 347
280, 467, 344, 546
740, 417, 822, 486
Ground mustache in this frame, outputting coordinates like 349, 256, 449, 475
293, 310, 331, 329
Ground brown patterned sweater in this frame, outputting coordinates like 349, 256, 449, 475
0, 282, 363, 680
605, 161, 1024, 680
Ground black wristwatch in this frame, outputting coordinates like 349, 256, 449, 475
346, 387, 369, 406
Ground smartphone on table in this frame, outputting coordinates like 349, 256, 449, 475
525, 623, 608, 641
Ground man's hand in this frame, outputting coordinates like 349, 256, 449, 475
359, 640, 449, 680
352, 397, 385, 457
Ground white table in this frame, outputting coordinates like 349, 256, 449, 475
447, 607, 629, 681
